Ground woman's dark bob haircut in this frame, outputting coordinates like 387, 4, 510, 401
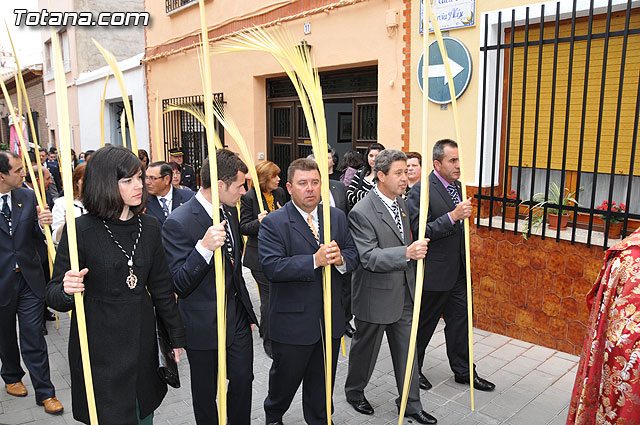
82, 146, 148, 220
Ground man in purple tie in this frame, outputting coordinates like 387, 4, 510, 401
407, 139, 495, 393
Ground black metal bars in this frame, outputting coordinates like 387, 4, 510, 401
476, 0, 640, 249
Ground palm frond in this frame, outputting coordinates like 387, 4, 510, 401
217, 25, 333, 424
52, 28, 99, 425
210, 100, 264, 212
92, 38, 138, 157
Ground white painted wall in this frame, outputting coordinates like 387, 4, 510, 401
76, 53, 149, 152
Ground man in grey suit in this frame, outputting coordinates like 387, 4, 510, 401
327, 178, 357, 337
407, 139, 495, 393
345, 150, 436, 424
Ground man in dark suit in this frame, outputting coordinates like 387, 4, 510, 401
145, 161, 194, 223
46, 149, 59, 167
259, 158, 359, 425
39, 148, 61, 196
168, 148, 198, 191
407, 139, 495, 393
345, 149, 436, 424
0, 151, 63, 414
163, 149, 257, 425
311, 151, 355, 338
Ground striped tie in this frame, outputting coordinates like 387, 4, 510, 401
220, 207, 234, 263
447, 183, 460, 206
307, 214, 319, 245
1, 195, 11, 234
390, 200, 404, 240
159, 198, 170, 217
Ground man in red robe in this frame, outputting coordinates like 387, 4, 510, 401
567, 228, 640, 424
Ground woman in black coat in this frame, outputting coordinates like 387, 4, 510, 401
46, 147, 186, 425
240, 160, 286, 358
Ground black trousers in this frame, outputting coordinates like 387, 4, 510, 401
264, 337, 340, 425
417, 269, 473, 378
251, 269, 271, 355
186, 312, 253, 425
0, 273, 55, 402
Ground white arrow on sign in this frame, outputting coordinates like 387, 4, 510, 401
428, 58, 464, 86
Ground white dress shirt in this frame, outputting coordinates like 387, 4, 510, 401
291, 201, 346, 273
157, 186, 174, 213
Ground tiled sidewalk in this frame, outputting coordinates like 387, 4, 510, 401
0, 269, 579, 424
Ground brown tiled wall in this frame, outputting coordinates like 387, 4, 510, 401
470, 226, 605, 355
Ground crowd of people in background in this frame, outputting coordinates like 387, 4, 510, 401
4, 139, 635, 425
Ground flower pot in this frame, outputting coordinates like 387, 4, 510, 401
548, 213, 568, 230
607, 221, 623, 238
503, 204, 519, 223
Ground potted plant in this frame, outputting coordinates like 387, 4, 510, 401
596, 200, 626, 238
501, 190, 520, 223
521, 182, 580, 238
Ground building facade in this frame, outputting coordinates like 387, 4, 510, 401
39, 0, 147, 152
145, 0, 402, 174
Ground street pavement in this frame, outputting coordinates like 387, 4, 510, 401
0, 268, 579, 424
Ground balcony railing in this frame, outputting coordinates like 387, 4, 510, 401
165, 0, 196, 14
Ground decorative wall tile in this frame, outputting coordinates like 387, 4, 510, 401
470, 227, 603, 355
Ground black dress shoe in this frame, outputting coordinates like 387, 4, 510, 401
454, 375, 496, 392
404, 410, 437, 424
419, 372, 432, 390
345, 322, 355, 338
347, 396, 374, 415
44, 309, 56, 322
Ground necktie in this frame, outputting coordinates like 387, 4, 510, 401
447, 183, 460, 206
220, 207, 234, 263
390, 200, 404, 240
307, 214, 319, 245
159, 198, 170, 217
1, 195, 11, 233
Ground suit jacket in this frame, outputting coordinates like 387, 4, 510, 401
329, 179, 348, 214
349, 190, 415, 324
162, 196, 258, 350
239, 186, 286, 271
258, 201, 359, 345
180, 163, 198, 191
22, 182, 54, 210
407, 173, 465, 292
145, 187, 194, 224
0, 188, 46, 307
46, 162, 62, 193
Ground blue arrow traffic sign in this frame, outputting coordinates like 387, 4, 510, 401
418, 37, 472, 104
